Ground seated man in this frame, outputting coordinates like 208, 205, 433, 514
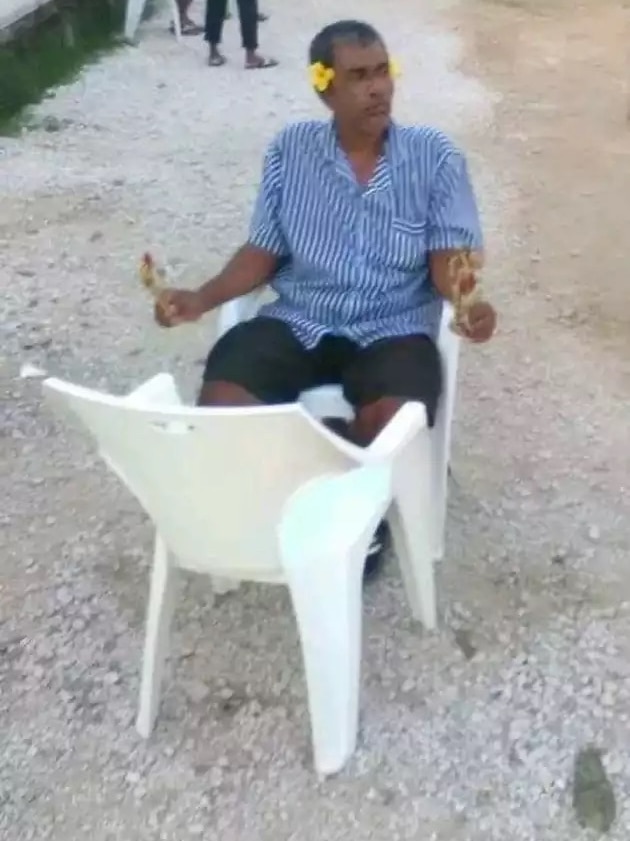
156, 19, 497, 578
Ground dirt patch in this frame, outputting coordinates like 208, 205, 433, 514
454, 0, 630, 368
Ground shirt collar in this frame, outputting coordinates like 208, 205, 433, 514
322, 119, 406, 193
322, 119, 406, 167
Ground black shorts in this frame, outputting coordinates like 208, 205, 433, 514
203, 316, 442, 426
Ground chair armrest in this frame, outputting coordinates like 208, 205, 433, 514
365, 402, 427, 461
123, 374, 182, 407
437, 301, 461, 367
279, 463, 393, 562
216, 290, 266, 338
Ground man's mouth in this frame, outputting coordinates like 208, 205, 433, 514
365, 103, 389, 117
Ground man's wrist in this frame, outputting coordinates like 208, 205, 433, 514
195, 279, 219, 314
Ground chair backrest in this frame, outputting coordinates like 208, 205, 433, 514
43, 379, 359, 579
434, 301, 460, 429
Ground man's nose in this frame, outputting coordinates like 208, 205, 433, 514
366, 79, 382, 98
368, 75, 388, 97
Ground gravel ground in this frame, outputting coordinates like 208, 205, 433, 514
2, 0, 630, 839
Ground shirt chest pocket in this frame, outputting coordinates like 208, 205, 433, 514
358, 187, 428, 271
376, 218, 427, 271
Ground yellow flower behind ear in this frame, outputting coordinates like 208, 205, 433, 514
310, 62, 335, 93
389, 59, 401, 79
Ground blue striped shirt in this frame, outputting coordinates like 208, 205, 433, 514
249, 119, 483, 348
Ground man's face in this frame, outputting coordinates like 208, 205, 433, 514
327, 39, 394, 136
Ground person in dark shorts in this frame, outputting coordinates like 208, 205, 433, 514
155, 20, 497, 579
204, 0, 277, 68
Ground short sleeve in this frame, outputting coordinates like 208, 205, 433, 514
248, 139, 289, 256
426, 151, 483, 251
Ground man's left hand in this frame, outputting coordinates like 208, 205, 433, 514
462, 301, 497, 343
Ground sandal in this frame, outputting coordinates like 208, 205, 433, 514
245, 56, 278, 69
208, 53, 227, 67
169, 21, 203, 35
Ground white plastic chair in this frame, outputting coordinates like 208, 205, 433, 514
217, 293, 461, 562
125, 0, 181, 42
43, 373, 433, 776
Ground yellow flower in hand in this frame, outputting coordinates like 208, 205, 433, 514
389, 59, 401, 79
310, 62, 335, 93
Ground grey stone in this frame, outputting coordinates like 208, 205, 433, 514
454, 629, 477, 660
572, 747, 616, 833
183, 680, 211, 704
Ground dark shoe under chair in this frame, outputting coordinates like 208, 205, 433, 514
364, 521, 390, 583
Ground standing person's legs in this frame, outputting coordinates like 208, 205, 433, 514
236, 0, 277, 68
225, 0, 268, 21
205, 0, 229, 65
175, 0, 203, 34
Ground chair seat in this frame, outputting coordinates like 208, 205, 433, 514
299, 384, 354, 422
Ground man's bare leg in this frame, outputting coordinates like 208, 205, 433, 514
175, 0, 203, 33
198, 386, 406, 426
198, 380, 261, 406
352, 396, 406, 445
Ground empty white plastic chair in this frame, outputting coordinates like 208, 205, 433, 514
43, 372, 433, 775
217, 292, 461, 562
125, 0, 181, 42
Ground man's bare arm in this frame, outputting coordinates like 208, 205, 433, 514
154, 244, 280, 327
195, 243, 279, 314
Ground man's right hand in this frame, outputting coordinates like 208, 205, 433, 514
154, 289, 205, 327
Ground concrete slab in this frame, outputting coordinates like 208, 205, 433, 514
0, 0, 56, 42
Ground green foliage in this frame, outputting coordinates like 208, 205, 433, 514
0, 0, 128, 130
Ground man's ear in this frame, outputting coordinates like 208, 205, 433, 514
318, 88, 334, 108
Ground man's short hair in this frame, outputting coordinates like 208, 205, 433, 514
308, 20, 384, 68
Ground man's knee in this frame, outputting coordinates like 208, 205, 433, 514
198, 380, 261, 407
200, 317, 310, 406
353, 396, 407, 445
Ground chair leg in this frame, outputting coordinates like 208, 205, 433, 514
136, 534, 178, 738
284, 543, 365, 776
429, 425, 450, 563
124, 0, 148, 40
170, 0, 182, 40
389, 505, 437, 631
390, 435, 438, 630
279, 466, 392, 775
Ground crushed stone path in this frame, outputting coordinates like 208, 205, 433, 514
2, 1, 630, 839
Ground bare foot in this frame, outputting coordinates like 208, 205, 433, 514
244, 53, 278, 69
